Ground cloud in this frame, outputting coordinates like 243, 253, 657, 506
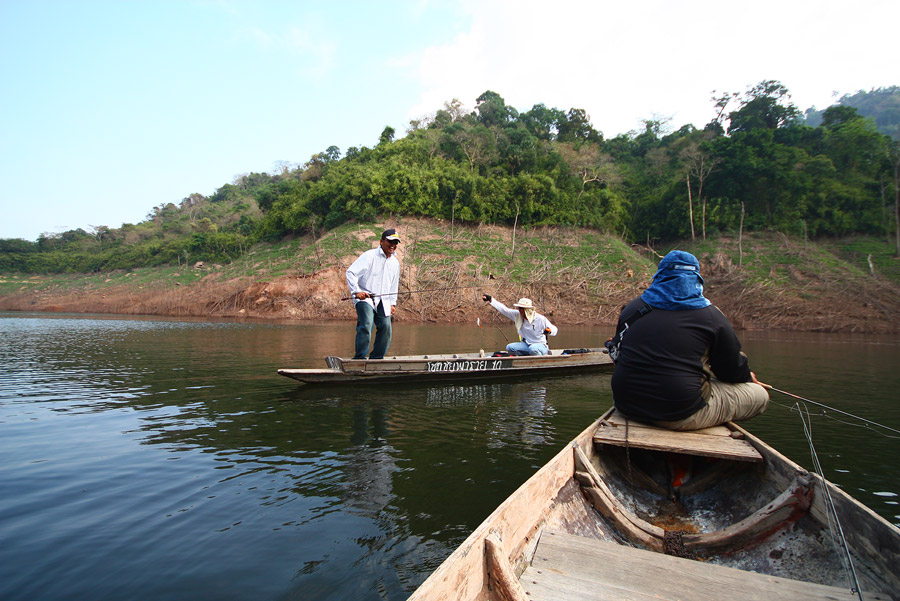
234, 14, 338, 80
406, 0, 900, 137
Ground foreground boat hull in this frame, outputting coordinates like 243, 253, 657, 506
278, 349, 613, 384
407, 409, 900, 601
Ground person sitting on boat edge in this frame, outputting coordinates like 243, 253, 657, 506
481, 294, 557, 356
346, 228, 401, 360
609, 250, 769, 431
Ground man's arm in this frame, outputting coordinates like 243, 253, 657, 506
346, 251, 371, 298
707, 307, 752, 382
389, 258, 400, 314
544, 320, 558, 336
489, 298, 519, 321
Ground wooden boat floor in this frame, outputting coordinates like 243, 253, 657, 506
520, 530, 888, 600
593, 410, 763, 462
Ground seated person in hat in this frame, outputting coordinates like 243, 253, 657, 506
610, 250, 769, 430
481, 294, 557, 356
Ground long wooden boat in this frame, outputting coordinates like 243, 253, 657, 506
278, 348, 612, 384
407, 408, 900, 601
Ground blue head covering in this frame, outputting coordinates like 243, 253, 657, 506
640, 250, 711, 310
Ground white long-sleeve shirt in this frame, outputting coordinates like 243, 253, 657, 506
346, 247, 400, 317
489, 298, 558, 344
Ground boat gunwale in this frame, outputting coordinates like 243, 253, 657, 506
406, 410, 900, 601
278, 349, 612, 384
732, 422, 900, 587
336, 348, 608, 364
405, 410, 610, 601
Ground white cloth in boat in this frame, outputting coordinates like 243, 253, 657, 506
346, 246, 400, 317
489, 298, 558, 344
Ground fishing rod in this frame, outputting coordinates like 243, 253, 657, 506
792, 402, 864, 600
762, 384, 900, 436
477, 316, 510, 343
763, 385, 891, 600
340, 285, 481, 301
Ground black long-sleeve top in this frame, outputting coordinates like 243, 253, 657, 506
610, 297, 752, 422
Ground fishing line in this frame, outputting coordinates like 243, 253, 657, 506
340, 285, 481, 301
794, 401, 864, 600
477, 297, 511, 349
769, 398, 900, 440
764, 385, 900, 437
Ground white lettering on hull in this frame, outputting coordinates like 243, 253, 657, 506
426, 359, 506, 372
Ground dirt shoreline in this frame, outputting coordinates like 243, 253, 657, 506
3, 257, 899, 334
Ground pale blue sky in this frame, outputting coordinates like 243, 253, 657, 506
1, 0, 897, 241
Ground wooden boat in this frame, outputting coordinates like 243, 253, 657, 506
278, 348, 612, 384
407, 408, 900, 601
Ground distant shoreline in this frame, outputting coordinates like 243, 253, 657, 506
2, 268, 898, 335
3, 223, 899, 334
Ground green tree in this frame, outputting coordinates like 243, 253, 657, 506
727, 80, 802, 134
557, 108, 602, 144
378, 126, 396, 146
520, 103, 566, 140
475, 90, 515, 127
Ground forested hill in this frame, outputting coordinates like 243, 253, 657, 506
805, 86, 900, 141
2, 80, 899, 274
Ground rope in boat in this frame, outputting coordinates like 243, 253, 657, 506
793, 401, 864, 601
765, 385, 900, 438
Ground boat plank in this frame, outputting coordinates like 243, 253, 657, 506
521, 530, 889, 601
606, 410, 733, 437
594, 421, 763, 462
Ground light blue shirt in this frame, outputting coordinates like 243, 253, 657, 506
346, 246, 400, 317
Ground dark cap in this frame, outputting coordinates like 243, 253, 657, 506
381, 228, 400, 241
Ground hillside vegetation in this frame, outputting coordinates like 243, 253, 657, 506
2, 83, 899, 333
805, 86, 900, 141
2, 219, 898, 334
2, 83, 899, 276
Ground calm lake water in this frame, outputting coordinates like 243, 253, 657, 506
1, 313, 898, 601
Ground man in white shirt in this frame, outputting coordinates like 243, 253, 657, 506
346, 229, 401, 359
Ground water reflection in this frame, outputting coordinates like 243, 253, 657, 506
424, 383, 504, 407
345, 406, 399, 515
486, 385, 555, 448
1, 314, 898, 601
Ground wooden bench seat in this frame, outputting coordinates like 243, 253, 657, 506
593, 410, 763, 462
519, 530, 888, 600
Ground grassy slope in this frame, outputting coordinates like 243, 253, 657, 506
1, 219, 899, 333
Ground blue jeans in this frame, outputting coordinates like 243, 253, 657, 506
354, 301, 392, 359
506, 341, 549, 356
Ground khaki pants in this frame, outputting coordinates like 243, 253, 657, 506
654, 380, 770, 431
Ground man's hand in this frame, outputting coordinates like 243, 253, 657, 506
751, 371, 769, 388
482, 294, 492, 302
354, 291, 370, 300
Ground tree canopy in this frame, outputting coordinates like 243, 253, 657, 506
3, 82, 899, 273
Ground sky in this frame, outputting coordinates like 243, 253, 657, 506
1, 0, 898, 242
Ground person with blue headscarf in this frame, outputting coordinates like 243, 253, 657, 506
610, 250, 769, 430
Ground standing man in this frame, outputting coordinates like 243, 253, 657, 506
346, 228, 401, 360
481, 294, 558, 355
610, 250, 769, 430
